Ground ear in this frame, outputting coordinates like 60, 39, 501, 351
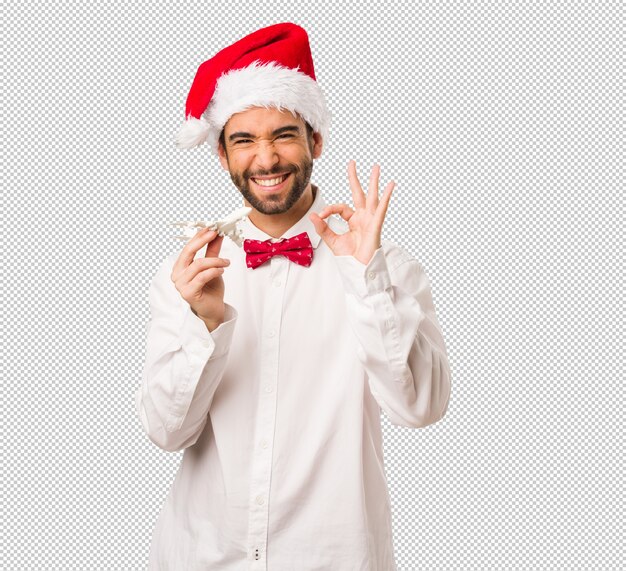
311, 131, 323, 159
217, 141, 229, 171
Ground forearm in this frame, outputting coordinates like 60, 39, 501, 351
136, 253, 238, 450
136, 303, 237, 451
335, 246, 451, 428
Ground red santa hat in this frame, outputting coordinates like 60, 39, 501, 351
175, 22, 331, 154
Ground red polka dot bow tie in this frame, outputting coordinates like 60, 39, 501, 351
243, 231, 314, 269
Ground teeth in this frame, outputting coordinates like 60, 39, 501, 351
253, 174, 288, 187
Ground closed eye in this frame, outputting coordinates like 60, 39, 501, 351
233, 134, 294, 145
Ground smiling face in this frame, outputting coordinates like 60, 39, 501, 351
217, 107, 323, 215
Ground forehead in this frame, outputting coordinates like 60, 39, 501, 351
224, 106, 304, 135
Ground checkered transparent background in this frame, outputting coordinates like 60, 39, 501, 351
4, 1, 623, 569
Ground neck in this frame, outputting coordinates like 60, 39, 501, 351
246, 183, 317, 239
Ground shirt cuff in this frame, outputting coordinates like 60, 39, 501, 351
334, 246, 392, 298
180, 302, 238, 359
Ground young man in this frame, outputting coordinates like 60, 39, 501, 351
135, 22, 451, 571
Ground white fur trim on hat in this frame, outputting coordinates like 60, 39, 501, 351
174, 115, 211, 150
176, 60, 330, 154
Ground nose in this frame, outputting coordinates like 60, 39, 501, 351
253, 140, 280, 171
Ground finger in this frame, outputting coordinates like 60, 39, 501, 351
204, 233, 225, 258
347, 160, 366, 210
309, 212, 339, 245
318, 203, 355, 221
190, 265, 226, 291
367, 163, 381, 212
172, 228, 219, 279
373, 181, 395, 228
183, 256, 230, 290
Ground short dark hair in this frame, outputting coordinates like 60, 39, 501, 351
219, 120, 315, 157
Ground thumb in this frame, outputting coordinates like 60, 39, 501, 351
204, 232, 225, 258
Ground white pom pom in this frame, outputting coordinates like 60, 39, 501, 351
175, 116, 210, 149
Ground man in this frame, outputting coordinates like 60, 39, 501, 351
135, 22, 451, 570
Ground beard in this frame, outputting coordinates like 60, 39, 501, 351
227, 154, 313, 215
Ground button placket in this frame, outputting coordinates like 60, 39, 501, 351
246, 255, 289, 568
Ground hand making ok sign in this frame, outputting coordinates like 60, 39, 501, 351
310, 160, 396, 265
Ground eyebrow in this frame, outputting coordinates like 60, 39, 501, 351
228, 125, 301, 142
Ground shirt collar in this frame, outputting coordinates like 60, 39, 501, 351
238, 183, 327, 249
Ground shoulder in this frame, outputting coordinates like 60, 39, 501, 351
380, 238, 421, 273
162, 249, 181, 274
148, 249, 179, 292
149, 248, 181, 290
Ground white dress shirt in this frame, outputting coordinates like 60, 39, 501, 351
135, 184, 451, 570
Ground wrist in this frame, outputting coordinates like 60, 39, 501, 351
191, 307, 224, 332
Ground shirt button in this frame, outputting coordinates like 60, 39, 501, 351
265, 385, 272, 393
256, 495, 264, 505
368, 271, 376, 280
268, 330, 275, 337
260, 439, 268, 448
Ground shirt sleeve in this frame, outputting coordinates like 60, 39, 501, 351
134, 254, 238, 451
334, 244, 451, 428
